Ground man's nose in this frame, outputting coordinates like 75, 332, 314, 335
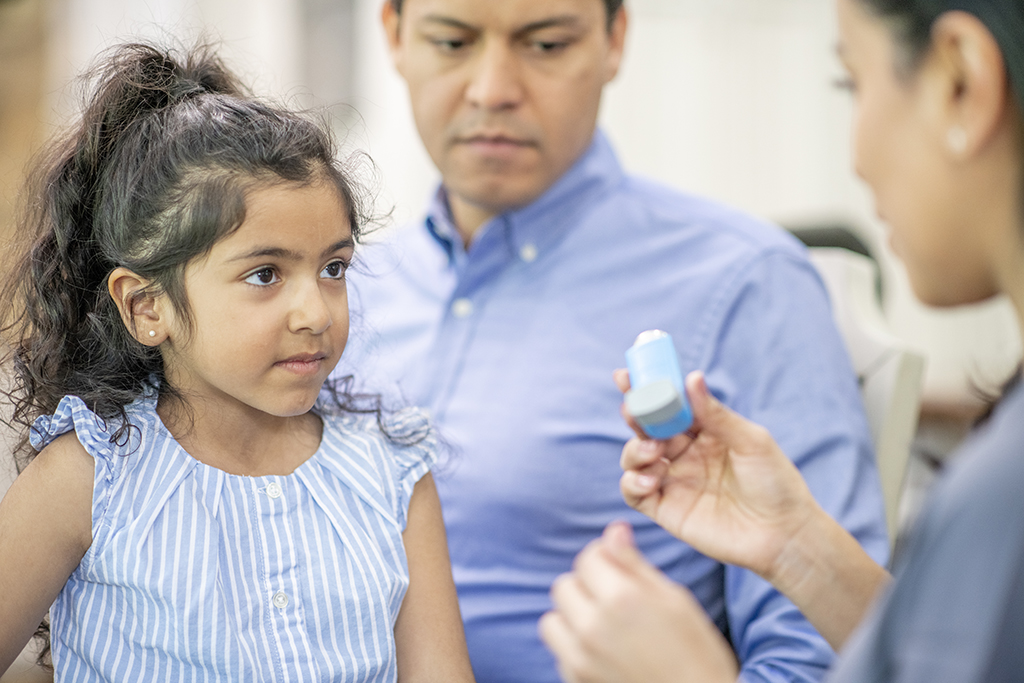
465, 41, 524, 111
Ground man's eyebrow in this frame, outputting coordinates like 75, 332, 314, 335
228, 238, 354, 263
420, 14, 479, 32
418, 14, 585, 35
514, 16, 585, 36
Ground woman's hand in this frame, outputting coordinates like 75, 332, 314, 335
539, 522, 738, 683
616, 370, 819, 582
616, 370, 890, 650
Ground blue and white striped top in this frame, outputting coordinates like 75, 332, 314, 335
30, 394, 436, 682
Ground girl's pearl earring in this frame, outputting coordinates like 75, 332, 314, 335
947, 126, 968, 155
149, 330, 157, 338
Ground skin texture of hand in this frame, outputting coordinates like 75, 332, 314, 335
539, 522, 738, 683
615, 369, 890, 650
616, 369, 819, 580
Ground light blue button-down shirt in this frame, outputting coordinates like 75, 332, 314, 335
338, 132, 889, 683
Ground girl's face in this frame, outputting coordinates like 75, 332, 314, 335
161, 181, 354, 419
836, 0, 998, 306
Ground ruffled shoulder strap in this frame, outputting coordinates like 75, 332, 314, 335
30, 395, 130, 460
379, 407, 437, 522
316, 408, 437, 530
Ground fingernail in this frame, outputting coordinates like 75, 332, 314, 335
636, 474, 658, 490
638, 440, 658, 453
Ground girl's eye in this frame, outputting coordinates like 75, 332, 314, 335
320, 260, 348, 280
245, 267, 280, 286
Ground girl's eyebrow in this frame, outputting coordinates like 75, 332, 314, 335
228, 238, 355, 263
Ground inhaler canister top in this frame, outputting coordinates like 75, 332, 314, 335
624, 330, 693, 439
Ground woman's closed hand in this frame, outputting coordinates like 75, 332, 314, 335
539, 521, 738, 683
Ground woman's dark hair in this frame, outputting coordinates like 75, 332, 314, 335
388, 0, 625, 30
857, 0, 1024, 113
0, 42, 387, 465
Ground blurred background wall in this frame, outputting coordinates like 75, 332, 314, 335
1, 0, 1021, 440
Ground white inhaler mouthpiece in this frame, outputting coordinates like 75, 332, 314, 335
624, 330, 693, 439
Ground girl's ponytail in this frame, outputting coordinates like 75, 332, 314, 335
1, 43, 367, 466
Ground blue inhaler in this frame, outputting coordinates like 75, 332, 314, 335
624, 330, 693, 439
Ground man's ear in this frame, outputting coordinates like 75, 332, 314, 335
107, 267, 168, 346
604, 6, 628, 84
927, 11, 1010, 159
382, 0, 403, 70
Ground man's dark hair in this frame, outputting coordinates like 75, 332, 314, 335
389, 0, 625, 29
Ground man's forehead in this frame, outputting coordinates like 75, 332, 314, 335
401, 0, 606, 30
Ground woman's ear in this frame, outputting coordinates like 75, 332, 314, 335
927, 11, 1011, 159
107, 267, 168, 346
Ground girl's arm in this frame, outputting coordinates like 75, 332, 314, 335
394, 473, 475, 683
0, 434, 93, 676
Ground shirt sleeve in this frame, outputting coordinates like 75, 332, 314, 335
700, 249, 890, 682
30, 395, 125, 540
378, 407, 439, 530
828, 413, 1024, 683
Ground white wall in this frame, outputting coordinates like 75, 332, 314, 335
44, 0, 1023, 408
45, 0, 305, 117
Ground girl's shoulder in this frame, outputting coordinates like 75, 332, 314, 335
320, 406, 435, 461
316, 407, 437, 526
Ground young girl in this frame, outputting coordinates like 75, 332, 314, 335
0, 43, 474, 683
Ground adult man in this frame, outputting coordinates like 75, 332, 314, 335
337, 0, 890, 681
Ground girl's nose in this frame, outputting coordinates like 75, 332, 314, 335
289, 281, 333, 335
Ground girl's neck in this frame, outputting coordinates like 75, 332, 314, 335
156, 393, 323, 477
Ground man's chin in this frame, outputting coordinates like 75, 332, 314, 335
446, 173, 551, 215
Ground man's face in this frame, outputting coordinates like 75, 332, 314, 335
384, 0, 626, 216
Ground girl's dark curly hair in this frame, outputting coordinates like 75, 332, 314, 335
0, 40, 417, 668
0, 41, 381, 471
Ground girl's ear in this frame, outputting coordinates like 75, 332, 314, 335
107, 267, 169, 346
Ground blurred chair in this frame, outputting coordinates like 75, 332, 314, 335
806, 246, 926, 547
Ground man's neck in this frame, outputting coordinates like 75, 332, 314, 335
448, 194, 498, 248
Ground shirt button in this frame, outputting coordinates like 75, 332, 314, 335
520, 243, 538, 263
272, 591, 289, 609
451, 298, 474, 318
265, 482, 283, 499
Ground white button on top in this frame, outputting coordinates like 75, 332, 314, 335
265, 482, 283, 499
272, 591, 289, 609
519, 243, 538, 263
451, 298, 474, 318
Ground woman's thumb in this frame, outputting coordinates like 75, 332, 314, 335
599, 521, 659, 578
684, 371, 740, 436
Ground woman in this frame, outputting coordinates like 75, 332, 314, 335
539, 0, 1024, 680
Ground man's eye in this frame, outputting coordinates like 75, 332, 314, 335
532, 40, 567, 53
245, 268, 280, 286
431, 37, 470, 52
321, 260, 348, 280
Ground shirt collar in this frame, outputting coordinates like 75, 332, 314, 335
423, 130, 625, 266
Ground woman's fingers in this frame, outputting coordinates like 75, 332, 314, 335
612, 368, 631, 393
